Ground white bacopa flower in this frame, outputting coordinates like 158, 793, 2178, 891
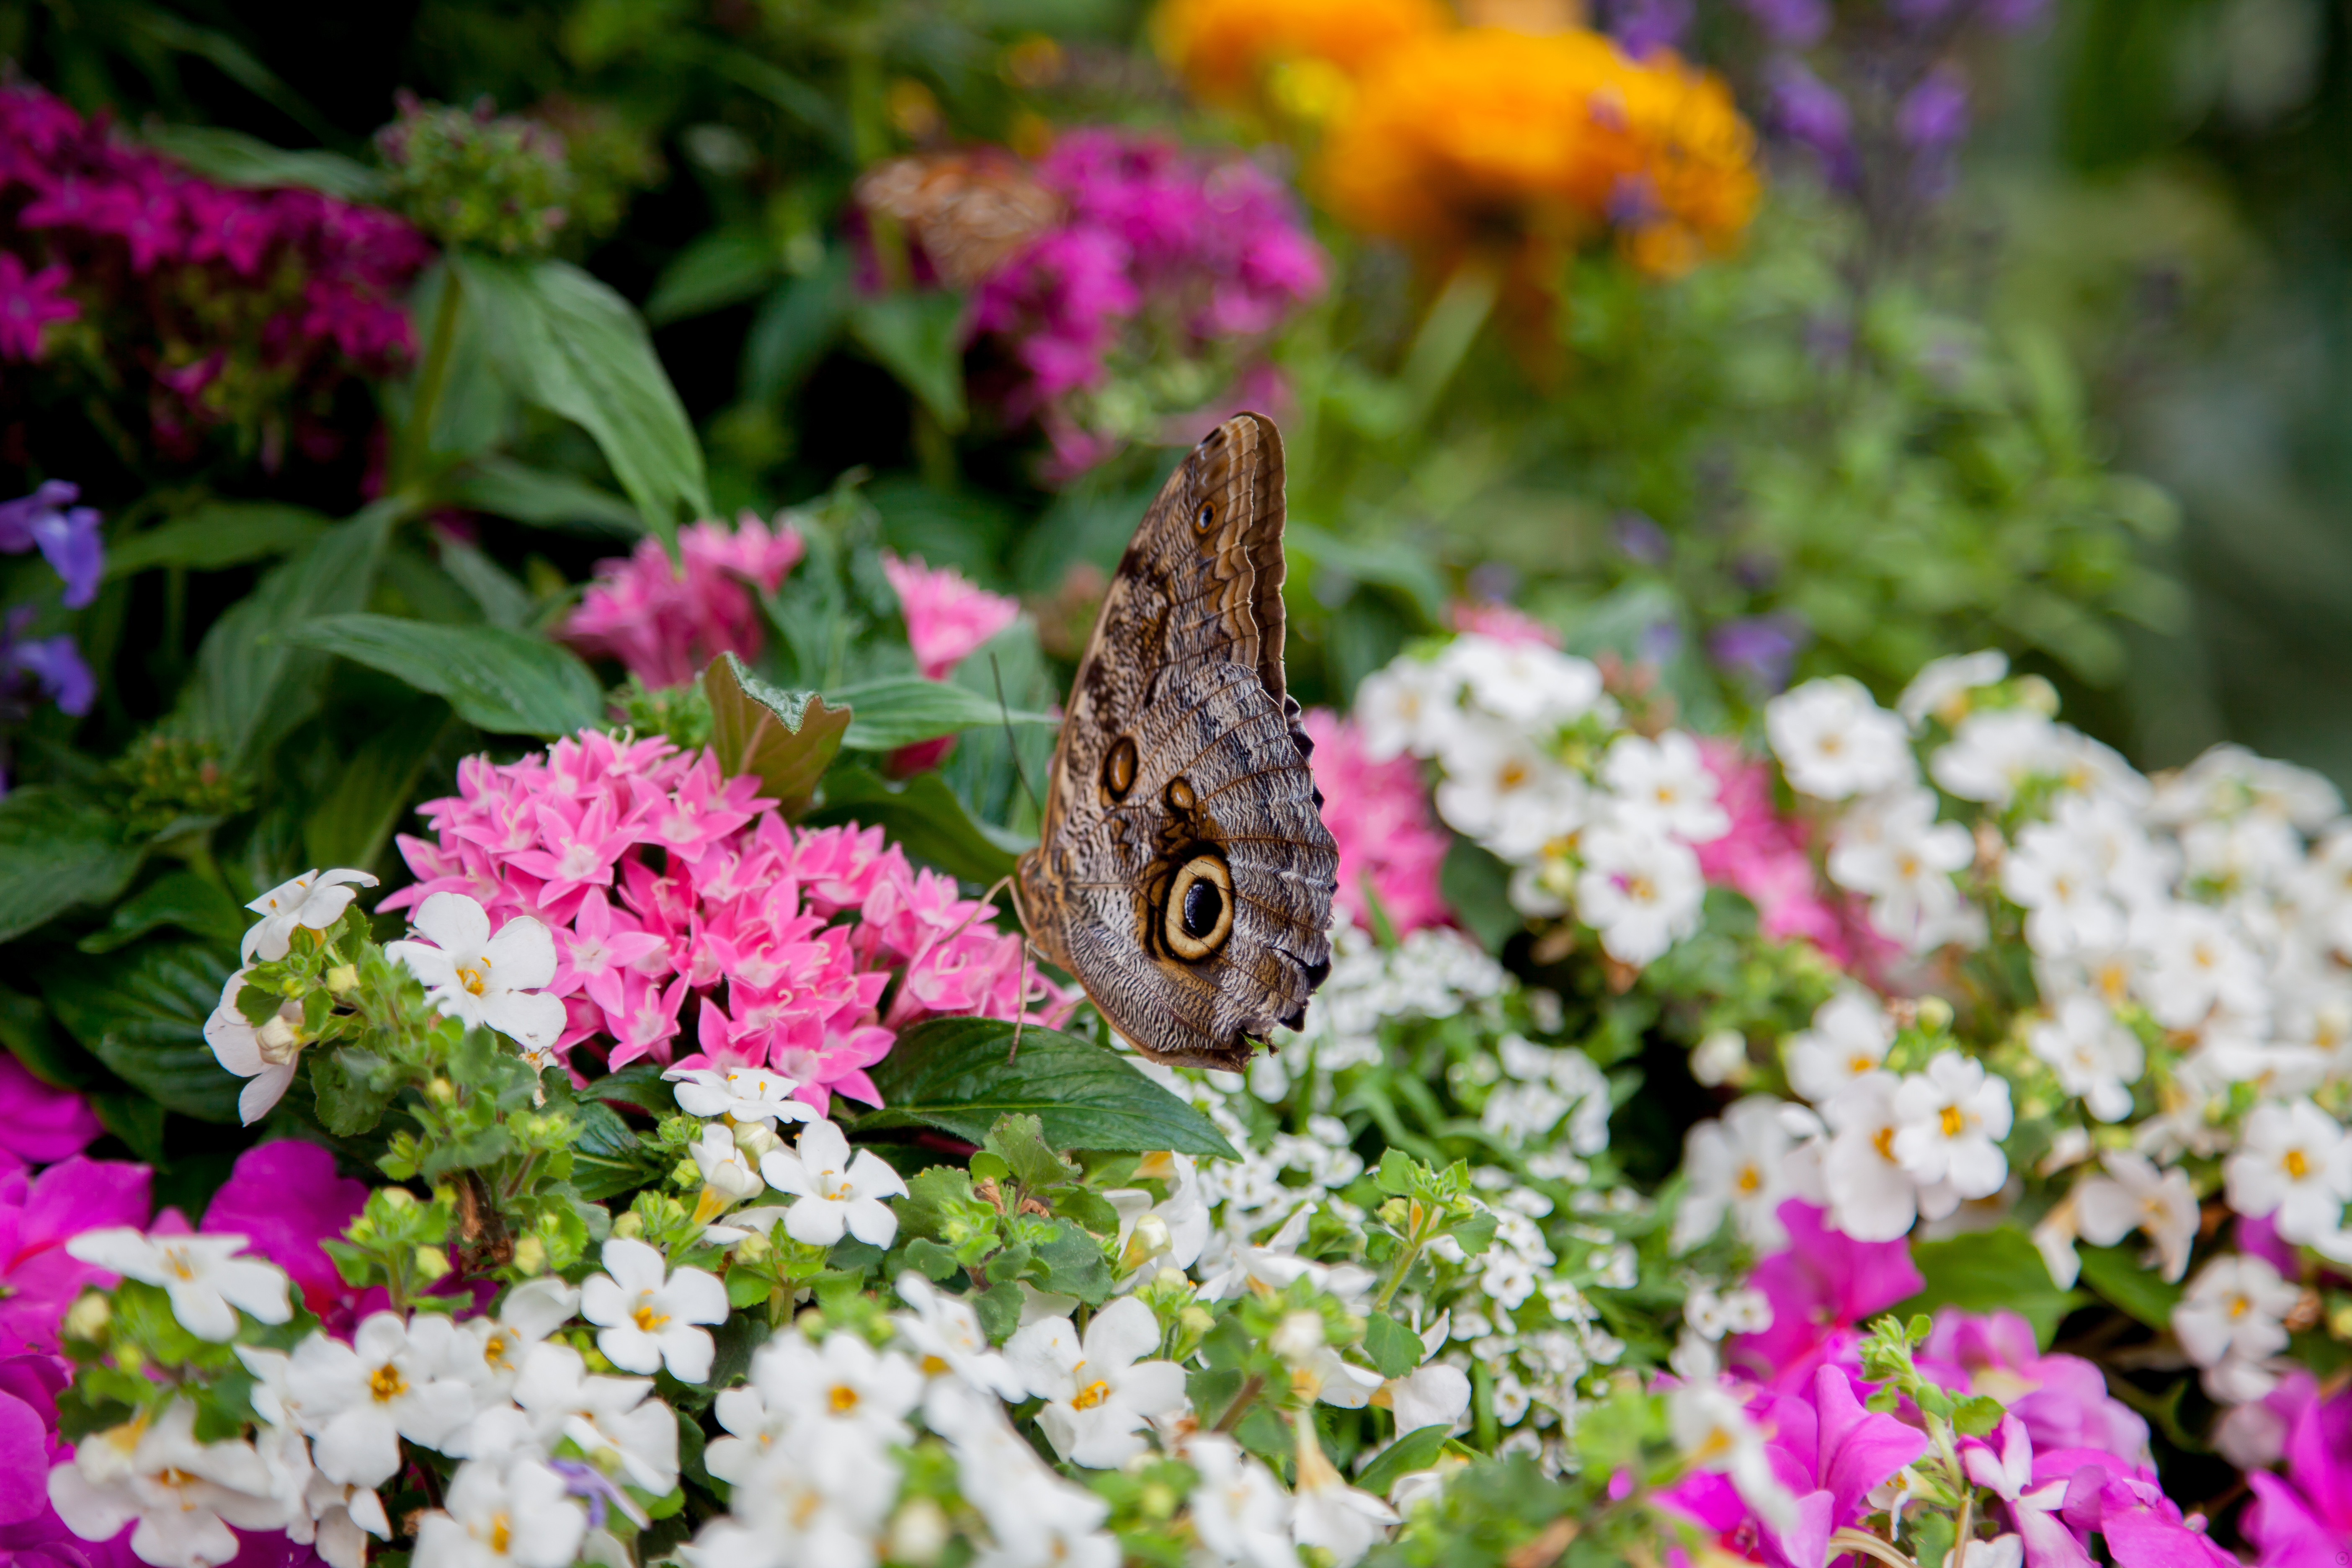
691, 1425, 900, 1568
285, 1313, 477, 1486
892, 1271, 1026, 1400
1826, 787, 1975, 953
203, 967, 309, 1125
49, 1400, 289, 1568
1379, 1360, 1473, 1434
1573, 824, 1704, 965
663, 1063, 814, 1126
1442, 635, 1605, 730
1766, 677, 1914, 801
2224, 1098, 2352, 1246
2073, 1150, 2197, 1282
1689, 1027, 1750, 1087
413, 1457, 586, 1568
1929, 708, 2066, 807
1895, 649, 2008, 730
1353, 656, 1465, 762
1289, 1413, 1398, 1567
65, 1229, 291, 1343
413, 1276, 580, 1398
1671, 1096, 1808, 1253
242, 868, 378, 962
760, 1117, 909, 1247
690, 1122, 768, 1203
1666, 1379, 1798, 1534
2026, 997, 2144, 1123
2002, 822, 2127, 959
1005, 1297, 1186, 1468
1188, 1433, 1300, 1568
1889, 1051, 2012, 1200
1820, 1073, 1950, 1241
749, 1327, 924, 1447
1783, 990, 1893, 1105
2174, 1253, 2300, 1402
579, 1236, 728, 1382
1600, 730, 1728, 844
1433, 720, 1588, 854
503, 1341, 678, 1494
385, 891, 565, 1056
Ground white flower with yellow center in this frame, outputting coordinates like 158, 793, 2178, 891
892, 1271, 1024, 1400
413, 1456, 585, 1568
1767, 677, 1914, 800
48, 1399, 290, 1568
2174, 1253, 2300, 1403
1005, 1297, 1187, 1468
2224, 1098, 2352, 1246
759, 1117, 908, 1247
578, 1236, 728, 1383
663, 1063, 813, 1126
242, 867, 378, 962
1573, 824, 1704, 966
385, 891, 565, 1057
1671, 1096, 1808, 1253
284, 1313, 477, 1487
1888, 1051, 2012, 1199
65, 1228, 291, 1343
1783, 990, 1894, 1105
202, 967, 309, 1125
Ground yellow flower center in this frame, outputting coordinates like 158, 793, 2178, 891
489, 1514, 512, 1554
921, 1354, 951, 1377
369, 1364, 407, 1403
483, 1331, 511, 1369
2285, 1149, 2311, 1181
1939, 1104, 1965, 1138
1848, 1053, 1875, 1073
1734, 1164, 1761, 1196
162, 1247, 197, 1282
457, 962, 489, 996
1070, 1379, 1113, 1411
1872, 1127, 1898, 1164
2228, 1294, 2250, 1320
1498, 760, 1529, 791
830, 1384, 860, 1413
633, 1305, 670, 1333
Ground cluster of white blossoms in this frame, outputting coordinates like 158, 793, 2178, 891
1243, 919, 1509, 1106
1676, 651, 2352, 1433
1355, 634, 1730, 964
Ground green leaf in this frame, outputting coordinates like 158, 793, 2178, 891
141, 124, 386, 201
92, 1093, 168, 1164
807, 765, 1027, 885
453, 255, 710, 540
586, 1060, 678, 1115
1898, 1226, 2089, 1348
1362, 1312, 1425, 1379
438, 458, 646, 537
103, 503, 330, 580
706, 654, 850, 819
1031, 1219, 1113, 1305
41, 941, 241, 1123
181, 503, 394, 768
0, 789, 141, 944
846, 292, 968, 432
77, 871, 245, 956
828, 676, 1055, 752
983, 1113, 1081, 1192
646, 226, 779, 326
284, 615, 602, 738
858, 1017, 1238, 1158
2075, 1243, 2184, 1332
742, 253, 851, 405
0, 981, 92, 1087
304, 698, 450, 873
437, 538, 534, 629
571, 1098, 664, 1202
1353, 1425, 1454, 1498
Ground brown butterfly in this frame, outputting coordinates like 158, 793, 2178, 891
853, 150, 1064, 289
1014, 413, 1339, 1070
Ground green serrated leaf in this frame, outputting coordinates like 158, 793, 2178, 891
104, 502, 330, 580
827, 676, 1054, 752
806, 765, 1025, 885
706, 654, 850, 818
0, 789, 141, 944
973, 1279, 1022, 1341
1353, 1424, 1453, 1497
41, 941, 240, 1122
858, 1017, 1238, 1158
453, 255, 711, 540
284, 615, 603, 738
984, 1113, 1081, 1193
1361, 1312, 1425, 1379
1031, 1221, 1113, 1305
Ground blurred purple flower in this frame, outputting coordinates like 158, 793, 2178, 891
1643, 620, 1684, 665
1898, 67, 1971, 152
201, 1140, 369, 1330
1709, 612, 1808, 692
1614, 511, 1672, 567
2, 611, 94, 719
0, 482, 102, 608
1739, 0, 1828, 46
1605, 0, 1693, 58
1770, 60, 1854, 182
1983, 0, 2051, 28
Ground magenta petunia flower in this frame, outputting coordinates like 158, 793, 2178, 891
0, 1156, 152, 1354
2243, 1374, 2352, 1567
1728, 1199, 1922, 1384
0, 1053, 101, 1168
1919, 1308, 2150, 1465
199, 1140, 368, 1330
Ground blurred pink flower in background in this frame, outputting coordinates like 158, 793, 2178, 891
882, 552, 1020, 681
565, 510, 805, 689
0, 1055, 100, 1171
1693, 738, 1886, 971
0, 1156, 152, 1354
1448, 601, 1562, 649
1728, 1199, 1921, 1385
1301, 708, 1453, 936
384, 730, 1071, 1109
199, 1141, 369, 1330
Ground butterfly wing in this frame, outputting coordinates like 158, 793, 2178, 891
1016, 413, 1338, 1070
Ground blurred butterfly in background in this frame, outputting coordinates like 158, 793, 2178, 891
854, 150, 1064, 289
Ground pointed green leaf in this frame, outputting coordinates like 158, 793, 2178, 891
858, 1017, 1238, 1158
705, 654, 850, 819
42, 941, 242, 1124
806, 765, 1026, 885
437, 458, 646, 537
846, 292, 968, 433
77, 871, 245, 956
1352, 1426, 1457, 1498
646, 225, 779, 326
104, 503, 330, 580
284, 615, 602, 738
0, 789, 141, 945
827, 676, 1055, 752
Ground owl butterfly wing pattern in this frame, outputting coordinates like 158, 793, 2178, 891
1017, 413, 1339, 1071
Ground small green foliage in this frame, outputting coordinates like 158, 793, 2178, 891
377, 94, 575, 257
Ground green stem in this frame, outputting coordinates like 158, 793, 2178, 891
396, 264, 465, 491
1212, 1372, 1265, 1434
1394, 257, 1499, 430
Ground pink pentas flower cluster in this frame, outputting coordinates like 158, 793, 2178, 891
564, 511, 806, 689
1693, 738, 1889, 972
384, 728, 1070, 1112
0, 81, 433, 462
1300, 708, 1453, 937
967, 129, 1324, 476
881, 552, 1020, 682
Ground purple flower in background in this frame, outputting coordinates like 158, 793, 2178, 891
1983, 0, 2052, 28
0, 1055, 101, 1170
1604, 0, 1694, 59
1770, 61, 1854, 184
1710, 613, 1808, 692
1739, 0, 1828, 46
1614, 511, 1672, 567
0, 482, 103, 608
1898, 67, 1971, 152
2, 609, 95, 721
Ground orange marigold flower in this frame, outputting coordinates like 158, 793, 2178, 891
1152, 0, 1451, 120
1316, 28, 1761, 279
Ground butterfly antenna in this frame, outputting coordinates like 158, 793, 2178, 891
1008, 937, 1031, 1066
993, 653, 1042, 819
